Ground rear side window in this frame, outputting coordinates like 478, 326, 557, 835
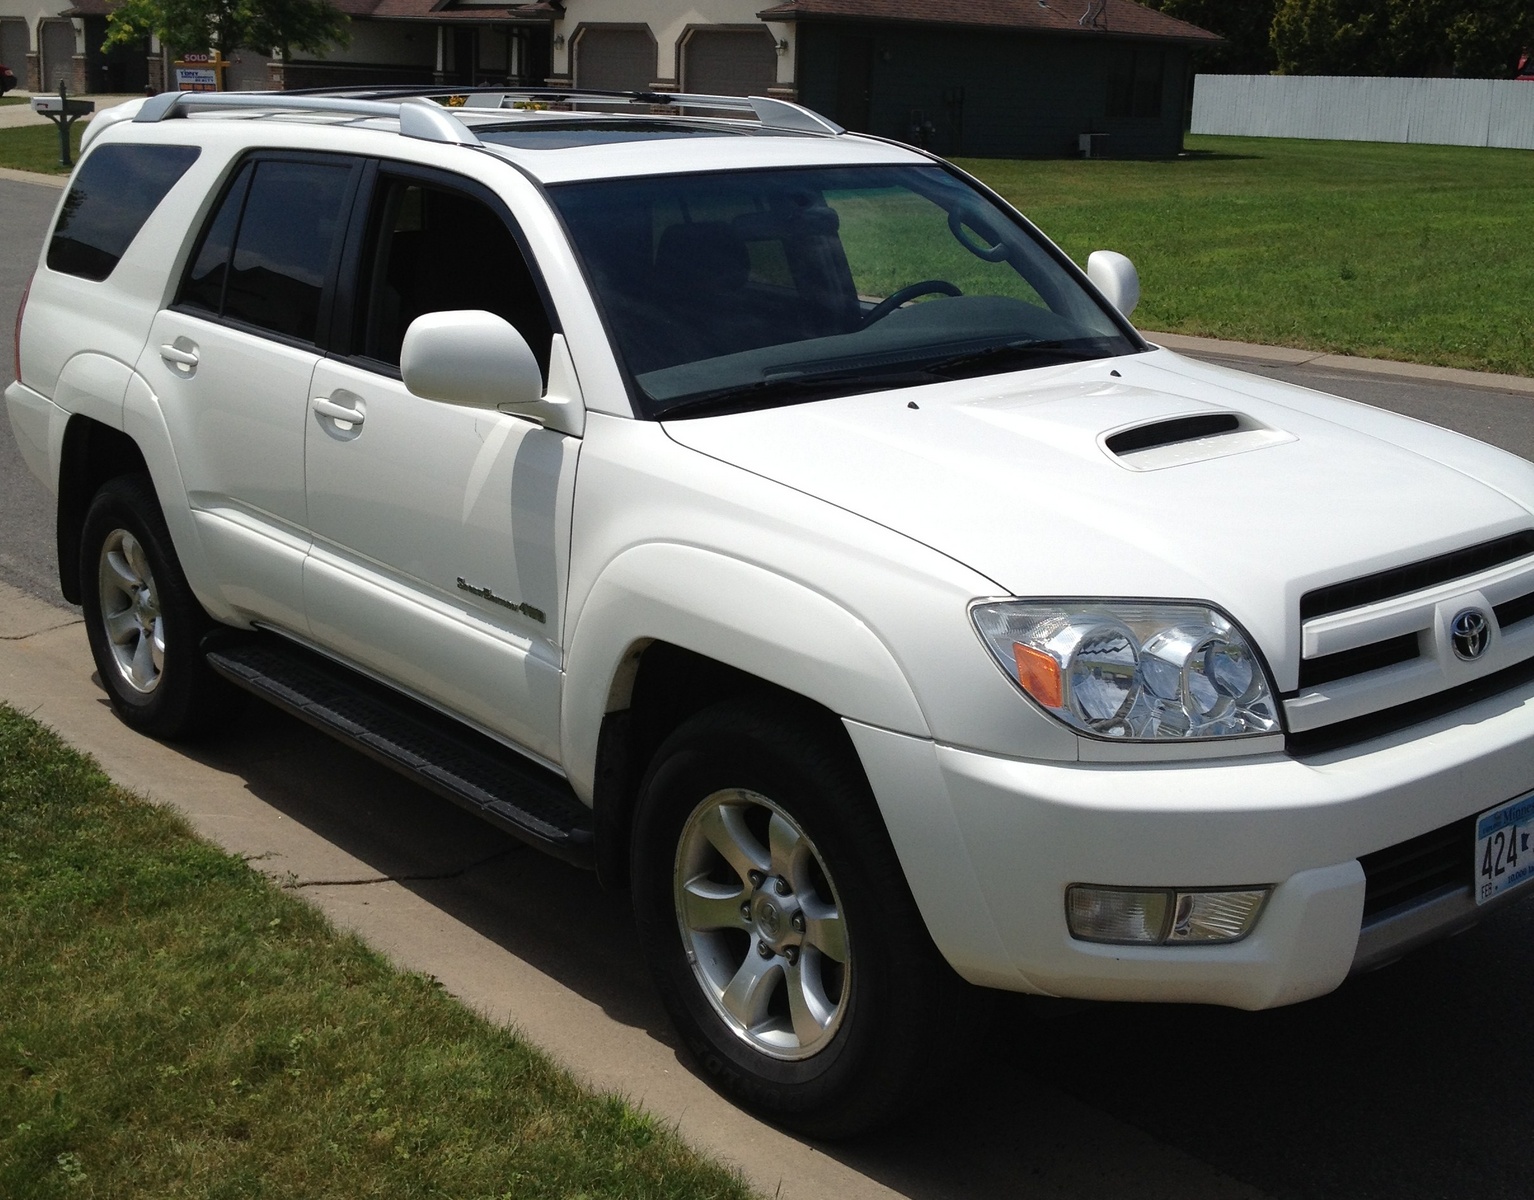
176, 155, 357, 343
47, 144, 200, 281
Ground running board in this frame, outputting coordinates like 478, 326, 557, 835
205, 636, 594, 868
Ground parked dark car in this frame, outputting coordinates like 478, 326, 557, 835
0, 64, 18, 96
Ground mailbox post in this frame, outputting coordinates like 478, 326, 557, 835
30, 82, 95, 169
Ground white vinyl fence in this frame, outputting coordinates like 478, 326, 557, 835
1191, 74, 1534, 150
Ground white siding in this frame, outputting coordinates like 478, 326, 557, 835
1192, 75, 1534, 150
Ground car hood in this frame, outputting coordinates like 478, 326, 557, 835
661, 349, 1534, 689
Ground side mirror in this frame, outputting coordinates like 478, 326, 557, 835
401, 311, 586, 436
401, 310, 542, 411
1086, 250, 1140, 319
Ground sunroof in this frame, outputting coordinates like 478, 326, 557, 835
477, 120, 749, 149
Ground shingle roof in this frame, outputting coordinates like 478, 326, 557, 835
351, 0, 558, 17
756, 0, 1221, 43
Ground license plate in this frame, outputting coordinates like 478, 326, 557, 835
1476, 791, 1534, 905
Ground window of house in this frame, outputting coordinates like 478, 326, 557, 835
48, 144, 200, 281
1107, 47, 1165, 120
350, 176, 553, 379
177, 156, 357, 343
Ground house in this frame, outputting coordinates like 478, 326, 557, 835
0, 0, 1219, 156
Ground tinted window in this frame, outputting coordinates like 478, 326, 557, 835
550, 165, 1140, 416
221, 160, 354, 341
353, 178, 552, 377
48, 144, 200, 281
178, 161, 252, 315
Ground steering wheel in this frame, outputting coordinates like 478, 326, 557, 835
860, 279, 963, 328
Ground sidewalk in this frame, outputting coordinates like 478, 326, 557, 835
1143, 330, 1534, 399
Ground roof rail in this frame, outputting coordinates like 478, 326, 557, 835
449, 88, 845, 136
138, 85, 845, 140
133, 91, 483, 146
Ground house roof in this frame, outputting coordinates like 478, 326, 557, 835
755, 0, 1221, 43
339, 0, 559, 18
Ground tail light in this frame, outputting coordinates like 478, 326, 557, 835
13, 271, 30, 386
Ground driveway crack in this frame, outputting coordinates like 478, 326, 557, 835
279, 846, 519, 889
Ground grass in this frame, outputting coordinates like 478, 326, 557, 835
0, 96, 29, 106
0, 704, 756, 1200
959, 135, 1534, 377
0, 121, 84, 173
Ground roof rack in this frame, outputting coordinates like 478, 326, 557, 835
133, 86, 844, 146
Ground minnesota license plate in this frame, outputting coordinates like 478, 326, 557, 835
1476, 791, 1534, 905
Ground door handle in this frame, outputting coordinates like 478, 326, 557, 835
311, 396, 366, 426
159, 343, 199, 369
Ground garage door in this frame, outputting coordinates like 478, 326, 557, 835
0, 19, 28, 81
683, 29, 776, 97
575, 27, 654, 92
40, 20, 76, 92
224, 49, 274, 91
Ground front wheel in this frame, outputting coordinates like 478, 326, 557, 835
79, 474, 241, 739
631, 700, 963, 1137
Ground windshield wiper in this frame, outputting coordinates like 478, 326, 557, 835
654, 367, 941, 420
921, 339, 1105, 378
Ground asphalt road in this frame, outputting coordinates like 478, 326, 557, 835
5, 171, 1534, 1199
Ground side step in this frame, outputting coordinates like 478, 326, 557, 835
205, 636, 595, 868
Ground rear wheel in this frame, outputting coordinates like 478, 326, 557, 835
79, 474, 240, 739
631, 699, 963, 1137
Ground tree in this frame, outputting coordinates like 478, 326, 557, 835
1272, 0, 1534, 77
104, 0, 348, 65
1139, 0, 1280, 74
248, 0, 350, 65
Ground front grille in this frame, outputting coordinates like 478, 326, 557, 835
1297, 632, 1419, 689
1286, 653, 1534, 755
1300, 531, 1534, 621
1359, 816, 1474, 920
1494, 590, 1534, 631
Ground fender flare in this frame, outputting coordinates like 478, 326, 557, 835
561, 542, 930, 802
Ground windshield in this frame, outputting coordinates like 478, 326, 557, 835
548, 164, 1144, 418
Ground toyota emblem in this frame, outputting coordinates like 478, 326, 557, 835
1450, 608, 1491, 661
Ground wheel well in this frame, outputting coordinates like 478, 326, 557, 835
592, 641, 854, 890
57, 417, 150, 605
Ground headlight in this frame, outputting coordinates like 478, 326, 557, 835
971, 600, 1280, 740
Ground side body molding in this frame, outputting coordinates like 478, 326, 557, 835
561, 542, 931, 803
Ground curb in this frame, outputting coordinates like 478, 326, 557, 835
0, 165, 66, 187
1144, 330, 1534, 398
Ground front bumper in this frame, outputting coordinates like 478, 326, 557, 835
845, 670, 1534, 1010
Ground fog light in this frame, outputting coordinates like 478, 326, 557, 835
1167, 889, 1268, 942
1065, 887, 1171, 944
1066, 885, 1270, 945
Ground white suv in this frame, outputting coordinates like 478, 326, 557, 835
9, 87, 1534, 1136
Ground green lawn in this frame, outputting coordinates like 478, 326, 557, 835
0, 96, 29, 106
0, 705, 755, 1200
960, 135, 1534, 377
0, 121, 83, 172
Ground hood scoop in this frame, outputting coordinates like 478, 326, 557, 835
1102, 410, 1295, 471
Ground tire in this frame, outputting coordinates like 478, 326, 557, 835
631, 699, 964, 1137
78, 474, 241, 740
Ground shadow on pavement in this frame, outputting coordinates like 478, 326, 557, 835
166, 697, 1534, 1200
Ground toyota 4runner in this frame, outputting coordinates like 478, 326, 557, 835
8, 87, 1534, 1136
